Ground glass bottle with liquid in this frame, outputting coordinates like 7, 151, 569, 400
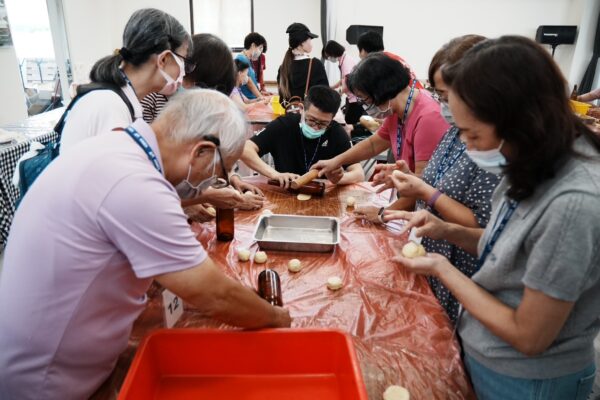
570, 84, 578, 100
258, 269, 283, 306
216, 208, 234, 241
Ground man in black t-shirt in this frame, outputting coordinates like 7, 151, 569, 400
242, 86, 364, 188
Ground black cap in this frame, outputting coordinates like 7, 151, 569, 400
286, 23, 318, 49
286, 22, 319, 38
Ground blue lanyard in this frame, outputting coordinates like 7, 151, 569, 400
119, 70, 138, 98
124, 126, 163, 174
478, 198, 519, 268
396, 80, 417, 158
432, 130, 465, 187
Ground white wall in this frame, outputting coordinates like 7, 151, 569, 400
61, 0, 190, 83
254, 0, 322, 82
60, 0, 595, 88
0, 47, 28, 124
328, 0, 588, 87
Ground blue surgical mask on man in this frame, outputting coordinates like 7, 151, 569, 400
465, 140, 506, 175
300, 115, 326, 139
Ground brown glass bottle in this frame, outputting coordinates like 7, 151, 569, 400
216, 207, 234, 241
258, 269, 283, 306
267, 179, 326, 196
570, 84, 578, 100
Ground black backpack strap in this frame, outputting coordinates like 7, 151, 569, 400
53, 82, 136, 137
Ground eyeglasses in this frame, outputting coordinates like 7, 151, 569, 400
207, 147, 229, 189
356, 96, 376, 112
305, 115, 331, 130
173, 51, 196, 74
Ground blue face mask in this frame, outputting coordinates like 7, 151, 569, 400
440, 102, 455, 125
300, 119, 326, 139
465, 140, 506, 175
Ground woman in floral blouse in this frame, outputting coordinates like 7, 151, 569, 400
374, 35, 500, 323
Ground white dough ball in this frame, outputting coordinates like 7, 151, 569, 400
254, 251, 268, 264
346, 196, 356, 207
401, 242, 426, 259
297, 193, 311, 201
288, 258, 302, 272
206, 206, 216, 217
237, 248, 250, 262
327, 276, 343, 291
383, 385, 410, 400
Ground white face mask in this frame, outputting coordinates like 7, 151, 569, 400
465, 140, 506, 175
158, 51, 185, 96
251, 48, 262, 61
327, 57, 338, 63
241, 75, 249, 85
365, 100, 393, 119
175, 151, 218, 199
440, 102, 455, 125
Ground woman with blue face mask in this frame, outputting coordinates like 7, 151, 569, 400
388, 36, 600, 400
364, 35, 501, 325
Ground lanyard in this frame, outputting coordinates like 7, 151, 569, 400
301, 134, 323, 173
432, 130, 465, 187
478, 198, 519, 268
124, 126, 163, 174
119, 70, 138, 98
396, 80, 417, 158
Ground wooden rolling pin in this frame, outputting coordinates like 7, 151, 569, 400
290, 169, 320, 189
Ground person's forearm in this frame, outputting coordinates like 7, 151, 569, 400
441, 222, 483, 255
578, 88, 600, 102
419, 186, 480, 228
203, 278, 284, 329
337, 164, 364, 185
247, 79, 262, 99
335, 136, 389, 167
435, 264, 569, 356
386, 196, 416, 211
241, 147, 278, 179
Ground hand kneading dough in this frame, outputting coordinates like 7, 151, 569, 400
346, 196, 356, 207
288, 258, 302, 272
297, 193, 312, 201
383, 385, 410, 400
237, 248, 250, 261
327, 276, 343, 290
206, 206, 216, 217
254, 251, 268, 264
401, 241, 426, 258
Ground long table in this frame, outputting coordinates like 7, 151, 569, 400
0, 108, 63, 251
93, 178, 474, 399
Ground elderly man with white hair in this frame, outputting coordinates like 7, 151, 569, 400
0, 89, 291, 400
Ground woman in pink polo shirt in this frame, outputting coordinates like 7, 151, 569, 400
312, 53, 448, 181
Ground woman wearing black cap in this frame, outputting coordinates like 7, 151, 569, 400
277, 22, 329, 105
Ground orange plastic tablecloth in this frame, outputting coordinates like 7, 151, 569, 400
93, 179, 474, 400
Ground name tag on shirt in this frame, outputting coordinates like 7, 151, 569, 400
162, 289, 183, 328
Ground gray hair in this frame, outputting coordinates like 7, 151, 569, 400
90, 8, 190, 86
158, 89, 247, 158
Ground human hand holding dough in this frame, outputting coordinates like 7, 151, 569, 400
288, 258, 302, 272
401, 241, 426, 258
254, 251, 268, 264
383, 385, 410, 400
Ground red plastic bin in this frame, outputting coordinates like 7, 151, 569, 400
118, 328, 368, 400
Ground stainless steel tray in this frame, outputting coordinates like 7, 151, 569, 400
253, 214, 340, 253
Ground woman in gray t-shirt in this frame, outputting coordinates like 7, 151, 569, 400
385, 36, 600, 400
